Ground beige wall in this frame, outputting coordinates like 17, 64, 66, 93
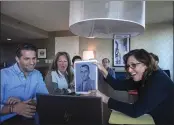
79, 37, 113, 63
0, 39, 52, 67
53, 22, 173, 81
55, 36, 80, 61
131, 23, 173, 80
79, 22, 173, 81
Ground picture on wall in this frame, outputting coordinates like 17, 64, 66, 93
113, 38, 130, 67
37, 48, 47, 59
74, 60, 98, 94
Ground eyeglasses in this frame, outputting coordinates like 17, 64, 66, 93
125, 63, 142, 69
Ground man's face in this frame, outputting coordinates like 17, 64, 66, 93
102, 59, 110, 69
16, 50, 37, 73
80, 66, 89, 81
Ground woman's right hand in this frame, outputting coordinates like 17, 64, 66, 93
93, 62, 108, 78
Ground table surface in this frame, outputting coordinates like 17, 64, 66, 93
109, 110, 155, 124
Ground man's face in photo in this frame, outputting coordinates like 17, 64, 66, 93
80, 66, 89, 81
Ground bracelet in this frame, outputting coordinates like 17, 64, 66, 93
8, 105, 12, 113
9, 105, 14, 113
11, 105, 14, 113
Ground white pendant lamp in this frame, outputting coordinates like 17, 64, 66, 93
69, 1, 145, 39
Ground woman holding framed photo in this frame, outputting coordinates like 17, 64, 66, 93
92, 49, 174, 125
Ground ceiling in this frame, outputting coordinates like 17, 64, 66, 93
1, 1, 173, 42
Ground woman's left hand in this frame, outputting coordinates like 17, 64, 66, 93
89, 90, 110, 104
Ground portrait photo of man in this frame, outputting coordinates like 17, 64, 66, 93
74, 60, 98, 94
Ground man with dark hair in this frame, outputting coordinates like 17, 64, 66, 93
72, 55, 82, 67
0, 43, 48, 124
71, 55, 82, 73
149, 53, 159, 64
102, 58, 116, 78
149, 52, 171, 78
77, 64, 95, 92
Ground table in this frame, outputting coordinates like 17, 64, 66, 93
109, 110, 155, 124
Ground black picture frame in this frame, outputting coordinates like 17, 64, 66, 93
113, 38, 130, 67
37, 48, 47, 59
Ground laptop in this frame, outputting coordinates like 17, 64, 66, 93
36, 94, 103, 125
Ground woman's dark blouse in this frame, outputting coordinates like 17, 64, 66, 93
106, 69, 174, 125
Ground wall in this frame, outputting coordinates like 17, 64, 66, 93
131, 23, 173, 80
0, 39, 47, 63
46, 32, 56, 62
79, 22, 173, 81
2, 22, 172, 80
55, 36, 80, 61
79, 37, 113, 63
0, 43, 18, 64
0, 38, 55, 67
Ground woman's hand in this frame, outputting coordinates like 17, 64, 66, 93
93, 62, 108, 78
89, 90, 110, 104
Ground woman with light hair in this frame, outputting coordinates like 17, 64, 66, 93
45, 52, 74, 95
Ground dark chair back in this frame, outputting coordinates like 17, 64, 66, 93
115, 72, 127, 80
163, 70, 170, 78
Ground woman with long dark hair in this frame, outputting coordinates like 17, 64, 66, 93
92, 49, 174, 125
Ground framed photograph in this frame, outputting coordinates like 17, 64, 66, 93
37, 48, 47, 59
74, 60, 98, 94
113, 38, 130, 67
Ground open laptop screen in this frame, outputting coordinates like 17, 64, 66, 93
36, 94, 103, 125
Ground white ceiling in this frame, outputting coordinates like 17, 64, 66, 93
1, 1, 173, 41
2, 1, 173, 31
1, 1, 70, 31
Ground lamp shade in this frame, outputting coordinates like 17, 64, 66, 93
69, 1, 145, 39
83, 50, 94, 60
